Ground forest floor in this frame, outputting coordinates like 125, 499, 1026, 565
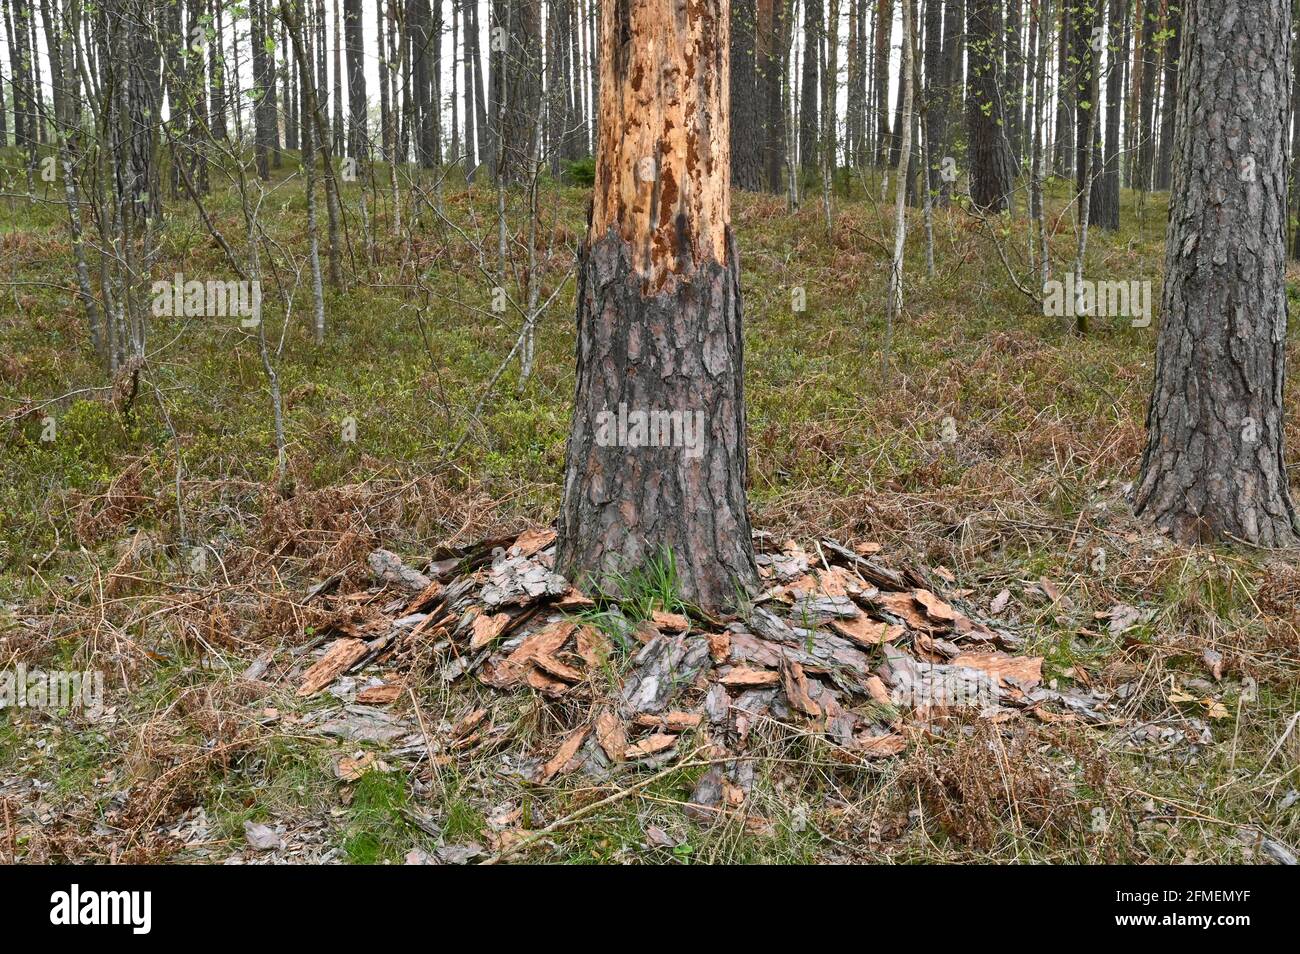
2, 152, 1299, 864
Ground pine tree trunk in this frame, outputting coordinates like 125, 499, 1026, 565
873, 0, 892, 165
345, 0, 366, 158
922, 0, 945, 204
1052, 0, 1073, 175
757, 0, 787, 193
1134, 0, 1158, 191
966, 0, 1013, 210
557, 0, 759, 613
940, 0, 964, 203
732, 0, 764, 190
1154, 1, 1180, 190
1134, 0, 1298, 547
800, 0, 821, 169
1091, 0, 1123, 230
1005, 0, 1024, 170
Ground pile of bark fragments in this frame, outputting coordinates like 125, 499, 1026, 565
291, 528, 1057, 818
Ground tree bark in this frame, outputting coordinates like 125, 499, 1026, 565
1133, 0, 1158, 191
1154, 0, 1181, 190
557, 0, 759, 613
800, 0, 822, 169
873, 0, 892, 164
1134, 0, 1299, 547
757, 0, 787, 192
1091, 0, 1123, 231
966, 0, 1013, 211
345, 0, 366, 158
732, 0, 764, 190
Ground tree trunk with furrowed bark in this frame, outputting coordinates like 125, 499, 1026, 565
1134, 0, 1299, 547
557, 0, 759, 613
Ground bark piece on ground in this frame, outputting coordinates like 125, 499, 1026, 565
595, 709, 628, 762
480, 554, 569, 608
368, 549, 434, 593
480, 621, 577, 689
620, 634, 712, 715
356, 682, 402, 705
780, 659, 822, 717
297, 638, 369, 697
537, 725, 591, 782
467, 610, 513, 651
510, 527, 557, 559
652, 610, 690, 633
626, 732, 678, 760
719, 666, 781, 688
830, 615, 903, 647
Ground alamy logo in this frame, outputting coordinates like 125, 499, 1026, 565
151, 273, 262, 327
0, 665, 103, 717
594, 403, 705, 460
50, 884, 151, 934
1042, 274, 1152, 327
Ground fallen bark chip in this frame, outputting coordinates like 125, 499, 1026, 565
510, 527, 557, 559
368, 549, 434, 593
356, 683, 402, 705
533, 652, 585, 684
575, 625, 612, 669
481, 621, 577, 689
526, 667, 573, 697
595, 709, 628, 762
297, 638, 369, 697
652, 610, 690, 633
626, 733, 678, 759
780, 659, 822, 717
914, 588, 959, 623
468, 611, 513, 651
830, 615, 902, 646
403, 577, 447, 615
951, 652, 1044, 689
719, 666, 781, 688
537, 726, 591, 782
451, 708, 489, 739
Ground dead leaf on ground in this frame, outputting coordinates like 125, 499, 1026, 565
852, 733, 908, 758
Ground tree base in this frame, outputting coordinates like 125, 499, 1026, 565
557, 229, 758, 612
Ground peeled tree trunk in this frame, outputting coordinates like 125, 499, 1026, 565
1134, 0, 1299, 547
557, 0, 759, 613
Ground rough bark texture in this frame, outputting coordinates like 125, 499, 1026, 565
800, 0, 822, 169
731, 0, 763, 190
1133, 0, 1159, 190
874, 0, 893, 165
1154, 2, 1181, 190
1092, 0, 1124, 231
966, 0, 1013, 211
558, 0, 759, 612
1134, 0, 1299, 547
922, 0, 946, 202
345, 0, 366, 158
756, 0, 786, 192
